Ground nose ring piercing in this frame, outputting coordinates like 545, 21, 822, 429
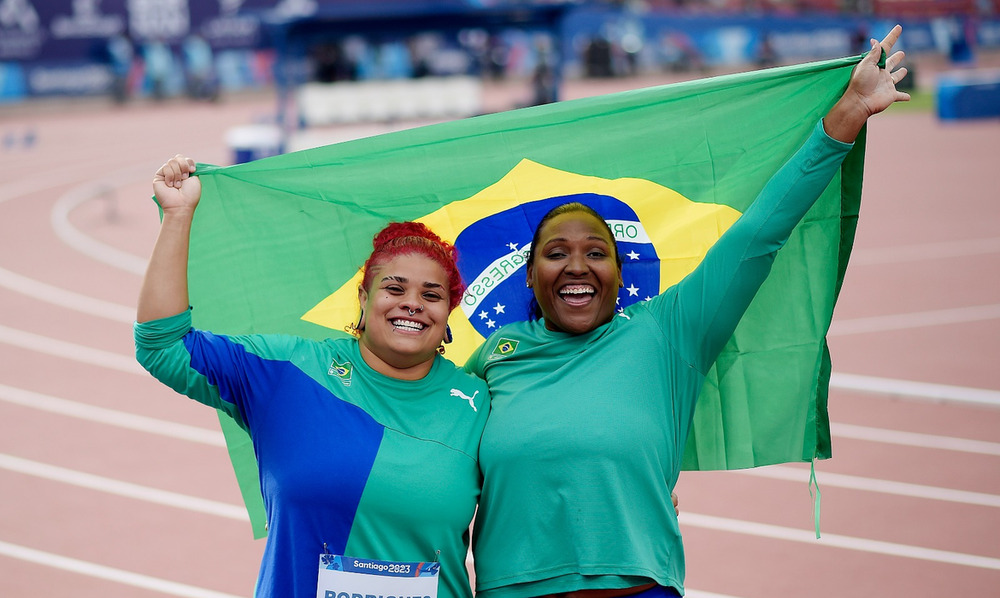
407, 305, 424, 316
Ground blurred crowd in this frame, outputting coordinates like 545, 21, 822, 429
103, 34, 220, 104
10, 0, 992, 107
632, 0, 997, 15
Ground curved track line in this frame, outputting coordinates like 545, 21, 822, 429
0, 159, 142, 205
850, 237, 1000, 265
830, 373, 1000, 407
47, 150, 216, 273
0, 384, 225, 446
829, 303, 1000, 336
50, 179, 149, 275
833, 423, 1000, 456
0, 453, 247, 520
0, 266, 134, 322
680, 513, 1000, 570
736, 465, 1000, 508
0, 539, 245, 598
0, 324, 143, 374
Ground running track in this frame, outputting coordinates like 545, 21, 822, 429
0, 74, 997, 598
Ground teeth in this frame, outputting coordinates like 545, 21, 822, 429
392, 319, 425, 331
560, 285, 595, 295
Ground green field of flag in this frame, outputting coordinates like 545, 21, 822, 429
189, 55, 868, 537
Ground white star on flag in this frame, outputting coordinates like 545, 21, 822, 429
626, 250, 640, 260
479, 310, 489, 320
493, 303, 506, 314
627, 284, 639, 296
486, 319, 496, 328
507, 242, 518, 250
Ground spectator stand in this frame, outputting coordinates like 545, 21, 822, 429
250, 1, 574, 160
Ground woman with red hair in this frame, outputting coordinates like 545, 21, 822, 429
134, 157, 488, 598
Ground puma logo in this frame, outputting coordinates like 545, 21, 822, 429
450, 389, 479, 412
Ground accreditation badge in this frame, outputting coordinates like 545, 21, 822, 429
316, 554, 440, 598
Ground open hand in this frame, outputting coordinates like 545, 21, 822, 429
846, 24, 911, 118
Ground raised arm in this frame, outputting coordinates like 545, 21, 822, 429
136, 155, 201, 323
824, 24, 910, 143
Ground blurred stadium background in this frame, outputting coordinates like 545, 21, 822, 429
1, 3, 999, 598
2, 0, 998, 150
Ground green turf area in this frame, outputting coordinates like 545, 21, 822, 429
888, 89, 934, 112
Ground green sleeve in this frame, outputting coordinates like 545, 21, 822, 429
463, 339, 488, 379
649, 120, 853, 372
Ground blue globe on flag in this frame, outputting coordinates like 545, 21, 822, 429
454, 193, 661, 338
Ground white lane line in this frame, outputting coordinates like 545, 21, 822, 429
833, 423, 1000, 456
735, 465, 1000, 508
830, 373, 1000, 408
829, 303, 1000, 336
0, 324, 143, 374
0, 453, 247, 520
0, 539, 245, 598
51, 180, 150, 275
0, 383, 225, 446
0, 265, 134, 322
0, 159, 142, 205
680, 513, 1000, 570
851, 237, 1000, 265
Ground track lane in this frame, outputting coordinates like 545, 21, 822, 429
2, 76, 997, 597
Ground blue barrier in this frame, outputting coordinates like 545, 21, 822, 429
226, 124, 283, 165
936, 69, 1000, 120
0, 63, 27, 102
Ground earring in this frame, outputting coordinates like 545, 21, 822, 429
347, 309, 364, 335
444, 325, 453, 344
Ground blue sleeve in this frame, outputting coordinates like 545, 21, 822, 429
648, 120, 854, 372
133, 308, 303, 429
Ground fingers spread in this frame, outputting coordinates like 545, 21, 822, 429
880, 24, 902, 51
886, 49, 905, 71
863, 38, 880, 64
891, 66, 908, 84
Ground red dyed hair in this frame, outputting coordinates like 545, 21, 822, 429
361, 222, 465, 311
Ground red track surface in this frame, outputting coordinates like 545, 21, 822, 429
1, 71, 998, 598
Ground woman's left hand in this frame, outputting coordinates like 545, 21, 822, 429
846, 24, 910, 118
824, 24, 910, 143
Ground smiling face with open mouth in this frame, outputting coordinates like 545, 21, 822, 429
527, 210, 623, 335
357, 253, 451, 380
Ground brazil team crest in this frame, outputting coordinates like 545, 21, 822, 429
328, 359, 353, 386
302, 159, 741, 364
490, 337, 520, 360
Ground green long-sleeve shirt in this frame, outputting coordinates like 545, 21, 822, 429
465, 120, 853, 598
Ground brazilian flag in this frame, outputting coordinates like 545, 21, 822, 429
191, 55, 868, 537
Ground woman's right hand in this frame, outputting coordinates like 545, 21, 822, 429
152, 154, 201, 214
